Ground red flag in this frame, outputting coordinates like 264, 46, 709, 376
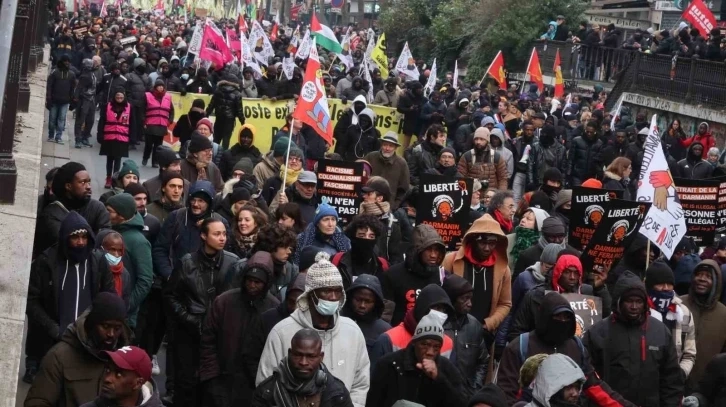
682, 0, 716, 37
200, 24, 234, 68
226, 28, 241, 57
293, 37, 333, 146
238, 14, 248, 34
527, 48, 544, 93
553, 49, 564, 98
270, 22, 279, 42
483, 50, 507, 90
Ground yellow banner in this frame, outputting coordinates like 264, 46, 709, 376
164, 92, 405, 154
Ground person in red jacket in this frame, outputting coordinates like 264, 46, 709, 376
680, 122, 714, 159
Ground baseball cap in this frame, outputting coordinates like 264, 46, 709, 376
103, 346, 152, 382
298, 171, 317, 184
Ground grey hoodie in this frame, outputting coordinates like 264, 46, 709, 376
525, 354, 585, 407
490, 128, 513, 179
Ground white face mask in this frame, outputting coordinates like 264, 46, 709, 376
313, 292, 340, 316
428, 309, 448, 325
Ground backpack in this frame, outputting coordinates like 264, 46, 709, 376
518, 332, 586, 366
331, 252, 390, 272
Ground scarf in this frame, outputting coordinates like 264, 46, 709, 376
538, 234, 567, 251
493, 209, 513, 234
109, 261, 125, 297
359, 201, 391, 217
510, 227, 540, 267
234, 230, 257, 254
274, 357, 327, 397
186, 156, 208, 181
648, 289, 677, 316
280, 164, 302, 186
464, 244, 496, 267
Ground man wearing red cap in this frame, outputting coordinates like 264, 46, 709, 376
80, 345, 162, 407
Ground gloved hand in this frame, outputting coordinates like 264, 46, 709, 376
683, 396, 699, 407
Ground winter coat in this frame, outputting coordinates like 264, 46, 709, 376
662, 127, 689, 162
157, 73, 184, 92
523, 354, 585, 407
74, 68, 97, 102
219, 125, 263, 181
454, 122, 477, 155
173, 111, 206, 157
444, 95, 471, 137
199, 252, 279, 407
333, 99, 365, 146
47, 65, 77, 104
373, 89, 399, 108
408, 141, 440, 186
691, 353, 726, 407
112, 213, 154, 327
206, 80, 245, 122
649, 295, 696, 377
527, 141, 567, 188
678, 144, 714, 179
253, 152, 281, 190
457, 148, 508, 190
341, 274, 392, 357
607, 234, 650, 290
602, 171, 632, 201
80, 380, 163, 407
293, 221, 351, 264
397, 90, 426, 136
24, 312, 132, 407
583, 272, 684, 407
270, 184, 320, 226
600, 139, 630, 168
255, 307, 370, 407
364, 151, 411, 210
125, 71, 151, 107
335, 121, 382, 162
180, 158, 224, 193
681, 259, 726, 391
252, 366, 353, 407
143, 176, 190, 210
420, 100, 447, 133
569, 135, 603, 185
35, 200, 110, 258
442, 215, 511, 330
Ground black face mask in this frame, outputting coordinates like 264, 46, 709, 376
351, 237, 377, 262
557, 207, 571, 218
542, 318, 574, 345
541, 183, 562, 196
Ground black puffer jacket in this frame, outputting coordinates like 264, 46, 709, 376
527, 139, 567, 188
125, 71, 151, 107
341, 274, 392, 356
408, 141, 441, 186
677, 143, 714, 179
206, 80, 245, 122
569, 134, 603, 185
692, 353, 726, 407
583, 271, 684, 407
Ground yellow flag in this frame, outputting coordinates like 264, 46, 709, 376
370, 33, 389, 79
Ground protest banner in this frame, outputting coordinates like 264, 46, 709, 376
674, 178, 719, 246
560, 293, 602, 337
569, 186, 623, 251
316, 160, 364, 225
416, 174, 473, 251
719, 178, 726, 235
163, 93, 405, 154
580, 198, 650, 275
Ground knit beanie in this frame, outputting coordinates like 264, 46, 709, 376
518, 353, 549, 389
442, 274, 473, 304
274, 137, 295, 157
123, 183, 148, 198
233, 158, 255, 175
467, 384, 507, 407
555, 189, 573, 209
541, 217, 566, 236
230, 187, 251, 204
188, 132, 213, 153
473, 127, 490, 142
542, 168, 563, 184
196, 118, 214, 132
644, 260, 675, 290
86, 292, 127, 328
582, 178, 603, 189
299, 247, 323, 272
246, 267, 270, 284
439, 147, 456, 158
313, 203, 339, 226
541, 243, 564, 264
528, 191, 553, 212
191, 98, 205, 109
155, 147, 181, 168
297, 252, 346, 312
106, 193, 137, 220
411, 313, 444, 342
160, 170, 184, 187
118, 160, 140, 180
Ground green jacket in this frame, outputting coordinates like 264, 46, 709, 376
114, 213, 153, 327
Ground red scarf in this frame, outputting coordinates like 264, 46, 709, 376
493, 210, 513, 234
109, 262, 125, 297
464, 244, 497, 267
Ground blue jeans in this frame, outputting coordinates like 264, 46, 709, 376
48, 103, 69, 141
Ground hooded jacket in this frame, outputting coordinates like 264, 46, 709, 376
335, 108, 382, 162
607, 234, 652, 290
420, 97, 447, 131
442, 215, 512, 330
206, 80, 245, 122
524, 354, 585, 407
408, 140, 441, 186
255, 304, 370, 407
334, 95, 367, 144
199, 251, 280, 407
342, 274, 392, 356
36, 196, 110, 259
681, 259, 726, 391
364, 150, 411, 210
112, 212, 153, 327
490, 129, 514, 179
180, 156, 224, 194
527, 133, 567, 188
691, 353, 726, 407
381, 225, 447, 326
260, 272, 306, 337
219, 124, 263, 181
680, 122, 715, 159
677, 142, 714, 179
583, 272, 684, 407
397, 87, 426, 135
444, 94, 471, 136
253, 152, 282, 190
24, 311, 132, 407
48, 56, 77, 104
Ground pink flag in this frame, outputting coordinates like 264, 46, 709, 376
226, 28, 241, 57
200, 24, 234, 68
682, 0, 716, 37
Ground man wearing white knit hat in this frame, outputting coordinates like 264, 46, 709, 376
255, 252, 370, 407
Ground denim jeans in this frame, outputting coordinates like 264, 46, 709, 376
48, 103, 69, 141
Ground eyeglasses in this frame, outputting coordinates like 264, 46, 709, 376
288, 157, 301, 163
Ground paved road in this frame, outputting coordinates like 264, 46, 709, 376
17, 111, 171, 407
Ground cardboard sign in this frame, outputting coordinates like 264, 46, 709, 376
561, 293, 603, 337
674, 177, 720, 246
416, 174, 473, 251
580, 199, 650, 274
569, 186, 623, 251
316, 160, 364, 225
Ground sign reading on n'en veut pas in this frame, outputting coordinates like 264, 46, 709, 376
416, 174, 473, 251
316, 159, 364, 225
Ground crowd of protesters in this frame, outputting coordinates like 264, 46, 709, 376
28, 5, 726, 407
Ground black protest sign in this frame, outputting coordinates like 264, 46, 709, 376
580, 199, 650, 274
718, 179, 726, 235
569, 186, 624, 251
674, 178, 720, 246
316, 159, 364, 225
416, 174, 473, 251
561, 293, 602, 338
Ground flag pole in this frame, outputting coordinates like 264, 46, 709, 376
282, 119, 295, 188
645, 240, 651, 272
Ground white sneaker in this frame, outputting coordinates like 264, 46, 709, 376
152, 355, 161, 375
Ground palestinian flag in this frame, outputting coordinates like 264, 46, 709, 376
310, 14, 342, 54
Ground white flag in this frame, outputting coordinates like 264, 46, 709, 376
249, 20, 274, 65
241, 38, 263, 76
565, 93, 572, 108
337, 28, 354, 69
636, 114, 686, 259
282, 57, 295, 80
395, 42, 419, 81
610, 95, 623, 130
452, 60, 459, 89
295, 29, 312, 60
424, 58, 437, 97
188, 21, 204, 56
364, 30, 376, 65
362, 59, 374, 103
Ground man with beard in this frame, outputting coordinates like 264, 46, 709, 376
569, 120, 604, 187
180, 133, 224, 193
142, 80, 174, 168
199, 251, 280, 406
458, 128, 508, 191
335, 108, 381, 161
146, 171, 186, 224
205, 75, 245, 150
152, 180, 231, 281
409, 124, 447, 186
164, 218, 240, 407
98, 62, 128, 105
420, 91, 447, 133
24, 213, 115, 384
342, 274, 391, 358
364, 133, 410, 209
173, 99, 207, 158
374, 78, 400, 108
35, 162, 109, 256
125, 58, 151, 146
527, 125, 567, 192
123, 183, 161, 245
584, 271, 684, 406
47, 55, 76, 144
220, 125, 263, 181
397, 81, 426, 148
25, 293, 131, 407
334, 95, 368, 147
73, 59, 97, 149
678, 142, 714, 179
601, 128, 630, 168
252, 329, 354, 407
273, 171, 320, 225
